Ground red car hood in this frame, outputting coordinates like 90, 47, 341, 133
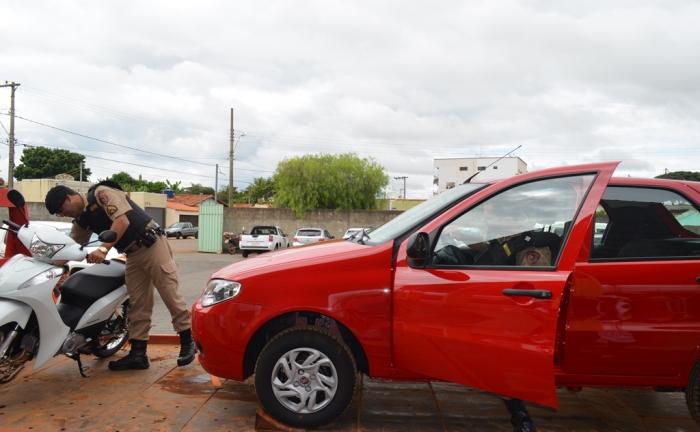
212, 240, 370, 281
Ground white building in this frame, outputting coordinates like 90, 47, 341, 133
433, 157, 527, 193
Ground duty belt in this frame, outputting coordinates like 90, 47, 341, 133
124, 221, 164, 254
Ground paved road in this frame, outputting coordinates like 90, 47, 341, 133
151, 238, 244, 334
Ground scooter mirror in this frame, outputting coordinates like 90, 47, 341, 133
7, 189, 26, 212
98, 230, 117, 243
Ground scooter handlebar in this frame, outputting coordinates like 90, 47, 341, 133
2, 219, 21, 232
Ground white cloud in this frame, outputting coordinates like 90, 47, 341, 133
1, 0, 699, 197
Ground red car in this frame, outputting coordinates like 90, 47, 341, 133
192, 162, 700, 428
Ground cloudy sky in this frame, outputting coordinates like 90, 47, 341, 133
1, 0, 699, 198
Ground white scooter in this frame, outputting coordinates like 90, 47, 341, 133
0, 190, 129, 383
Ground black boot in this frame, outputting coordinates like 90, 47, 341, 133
504, 399, 537, 432
108, 339, 149, 371
177, 329, 196, 366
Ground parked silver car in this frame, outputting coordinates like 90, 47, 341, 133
292, 227, 333, 247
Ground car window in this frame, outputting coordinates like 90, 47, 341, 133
297, 229, 321, 237
251, 226, 276, 235
365, 183, 485, 245
591, 186, 700, 260
432, 174, 595, 267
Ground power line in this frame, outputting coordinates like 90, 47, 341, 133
5, 113, 274, 174
3, 113, 217, 167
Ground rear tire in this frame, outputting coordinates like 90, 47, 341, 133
254, 327, 357, 428
242, 250, 249, 258
92, 301, 129, 358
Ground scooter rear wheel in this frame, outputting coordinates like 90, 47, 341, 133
92, 301, 130, 358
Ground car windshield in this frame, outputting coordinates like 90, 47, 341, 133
251, 226, 277, 235
363, 183, 486, 245
297, 229, 322, 237
168, 223, 183, 228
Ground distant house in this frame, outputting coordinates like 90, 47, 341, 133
166, 194, 226, 227
433, 157, 527, 193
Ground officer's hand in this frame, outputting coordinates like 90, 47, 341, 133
87, 249, 106, 264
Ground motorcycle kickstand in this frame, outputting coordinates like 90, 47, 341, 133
66, 352, 89, 378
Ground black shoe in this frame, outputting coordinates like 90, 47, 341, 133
177, 329, 196, 367
108, 339, 150, 371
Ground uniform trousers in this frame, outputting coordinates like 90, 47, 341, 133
124, 234, 191, 341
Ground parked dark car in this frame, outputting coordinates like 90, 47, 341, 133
165, 222, 198, 239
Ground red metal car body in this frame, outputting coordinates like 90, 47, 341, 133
192, 162, 700, 427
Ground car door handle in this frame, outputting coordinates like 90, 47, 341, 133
696, 276, 700, 284
503, 288, 553, 299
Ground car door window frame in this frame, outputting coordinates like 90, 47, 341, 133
427, 173, 599, 271
589, 185, 700, 263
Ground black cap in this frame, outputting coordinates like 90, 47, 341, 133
45, 185, 73, 214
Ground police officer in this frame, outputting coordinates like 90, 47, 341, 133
44, 182, 196, 370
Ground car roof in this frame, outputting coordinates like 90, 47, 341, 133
296, 227, 324, 231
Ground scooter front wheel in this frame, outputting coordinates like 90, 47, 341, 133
92, 301, 129, 358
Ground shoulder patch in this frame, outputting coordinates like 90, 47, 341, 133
106, 205, 118, 216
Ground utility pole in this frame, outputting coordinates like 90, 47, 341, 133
215, 163, 219, 201
1, 81, 20, 188
228, 108, 234, 206
394, 176, 408, 199
79, 161, 83, 182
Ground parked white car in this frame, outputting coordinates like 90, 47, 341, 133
292, 227, 334, 247
239, 225, 290, 257
0, 221, 121, 261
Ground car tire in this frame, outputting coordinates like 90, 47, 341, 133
254, 327, 357, 429
687, 360, 700, 424
242, 250, 249, 258
176, 233, 182, 239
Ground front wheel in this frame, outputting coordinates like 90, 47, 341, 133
242, 250, 249, 258
254, 327, 357, 428
92, 301, 129, 358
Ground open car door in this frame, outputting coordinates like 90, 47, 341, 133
392, 162, 618, 408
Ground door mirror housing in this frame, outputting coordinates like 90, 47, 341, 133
406, 232, 431, 268
7, 190, 26, 214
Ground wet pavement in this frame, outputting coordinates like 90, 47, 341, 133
1, 344, 699, 431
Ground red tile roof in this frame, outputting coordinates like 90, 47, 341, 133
168, 194, 214, 207
167, 202, 198, 212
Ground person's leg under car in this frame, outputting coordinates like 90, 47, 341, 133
148, 236, 195, 366
503, 398, 536, 432
109, 250, 154, 371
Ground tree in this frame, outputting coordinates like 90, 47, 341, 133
656, 171, 700, 181
185, 183, 215, 195
106, 171, 139, 190
274, 153, 388, 217
245, 177, 276, 204
14, 146, 91, 181
105, 172, 183, 193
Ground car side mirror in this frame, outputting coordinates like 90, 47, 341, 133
406, 232, 431, 268
98, 230, 117, 243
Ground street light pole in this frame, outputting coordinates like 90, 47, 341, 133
394, 176, 408, 199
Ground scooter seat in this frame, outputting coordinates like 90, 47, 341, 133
60, 261, 126, 310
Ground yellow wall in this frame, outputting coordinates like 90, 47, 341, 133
15, 179, 92, 203
14, 180, 167, 213
129, 191, 167, 209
